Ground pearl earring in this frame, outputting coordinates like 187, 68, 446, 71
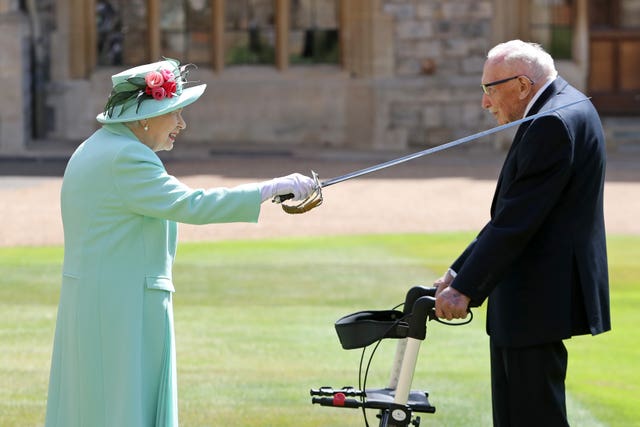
143, 123, 149, 131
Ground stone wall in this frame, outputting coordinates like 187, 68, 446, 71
1, 0, 502, 155
0, 11, 30, 155
378, 0, 496, 148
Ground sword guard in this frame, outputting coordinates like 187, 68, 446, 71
281, 191, 323, 214
273, 170, 323, 214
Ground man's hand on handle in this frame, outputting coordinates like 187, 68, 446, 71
434, 270, 471, 320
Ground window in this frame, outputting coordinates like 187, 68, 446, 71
289, 0, 339, 64
93, 0, 341, 70
591, 0, 640, 29
529, 0, 574, 60
97, 0, 146, 66
589, 0, 617, 28
161, 0, 214, 64
621, 0, 640, 28
225, 0, 276, 65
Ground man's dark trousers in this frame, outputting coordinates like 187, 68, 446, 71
490, 338, 569, 427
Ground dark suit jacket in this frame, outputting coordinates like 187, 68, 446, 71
451, 77, 610, 347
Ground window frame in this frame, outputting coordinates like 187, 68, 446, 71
71, 0, 345, 77
526, 0, 577, 60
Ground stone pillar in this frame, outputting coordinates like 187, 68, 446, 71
342, 0, 398, 150
571, 0, 589, 91
0, 11, 31, 155
342, 0, 394, 78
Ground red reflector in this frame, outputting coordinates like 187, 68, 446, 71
332, 392, 346, 406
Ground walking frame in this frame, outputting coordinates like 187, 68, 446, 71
310, 286, 472, 426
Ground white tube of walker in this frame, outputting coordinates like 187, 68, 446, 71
394, 337, 422, 405
387, 338, 408, 389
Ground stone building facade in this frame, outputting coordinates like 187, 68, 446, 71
1, 0, 639, 157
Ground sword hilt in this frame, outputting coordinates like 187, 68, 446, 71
272, 170, 322, 206
273, 193, 295, 203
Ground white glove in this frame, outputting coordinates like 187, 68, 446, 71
259, 173, 316, 203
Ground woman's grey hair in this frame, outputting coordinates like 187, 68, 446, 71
487, 40, 558, 83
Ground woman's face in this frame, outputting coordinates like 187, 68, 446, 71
144, 109, 186, 152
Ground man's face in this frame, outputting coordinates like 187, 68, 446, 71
481, 60, 531, 125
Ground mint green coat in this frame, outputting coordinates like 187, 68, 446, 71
45, 124, 261, 427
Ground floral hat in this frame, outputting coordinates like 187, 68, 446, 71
96, 58, 206, 124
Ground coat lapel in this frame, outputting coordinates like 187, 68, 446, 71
490, 77, 567, 216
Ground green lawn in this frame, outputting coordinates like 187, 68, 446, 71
0, 233, 636, 426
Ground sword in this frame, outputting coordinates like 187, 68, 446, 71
275, 98, 590, 213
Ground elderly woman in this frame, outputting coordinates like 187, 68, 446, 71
45, 59, 316, 427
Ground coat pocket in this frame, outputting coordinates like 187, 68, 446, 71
145, 276, 175, 293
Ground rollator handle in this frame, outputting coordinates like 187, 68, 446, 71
406, 296, 436, 341
310, 386, 363, 397
402, 286, 437, 315
311, 395, 362, 408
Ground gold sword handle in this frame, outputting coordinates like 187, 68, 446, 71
272, 171, 323, 214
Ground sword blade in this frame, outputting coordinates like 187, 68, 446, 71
320, 98, 589, 188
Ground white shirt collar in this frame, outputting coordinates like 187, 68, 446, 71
523, 77, 555, 117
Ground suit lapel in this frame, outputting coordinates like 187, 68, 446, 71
490, 77, 566, 216
529, 77, 568, 113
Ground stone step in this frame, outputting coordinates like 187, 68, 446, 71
602, 117, 640, 151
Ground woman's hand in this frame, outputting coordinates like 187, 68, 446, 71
259, 173, 317, 202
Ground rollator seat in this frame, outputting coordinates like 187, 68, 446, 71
335, 310, 408, 350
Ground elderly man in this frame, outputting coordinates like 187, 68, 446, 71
434, 40, 610, 426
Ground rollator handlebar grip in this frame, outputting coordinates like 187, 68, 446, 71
312, 396, 362, 408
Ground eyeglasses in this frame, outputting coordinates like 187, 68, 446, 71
481, 75, 534, 95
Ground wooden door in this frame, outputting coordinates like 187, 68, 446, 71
589, 0, 640, 114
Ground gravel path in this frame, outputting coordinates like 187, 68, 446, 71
1, 149, 638, 247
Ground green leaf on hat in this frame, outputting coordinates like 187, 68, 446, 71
127, 76, 147, 87
135, 91, 148, 114
106, 91, 135, 106
104, 90, 138, 117
113, 81, 142, 93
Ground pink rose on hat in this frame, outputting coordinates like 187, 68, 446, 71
143, 69, 177, 100
145, 71, 164, 89
151, 87, 166, 100
160, 68, 175, 82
